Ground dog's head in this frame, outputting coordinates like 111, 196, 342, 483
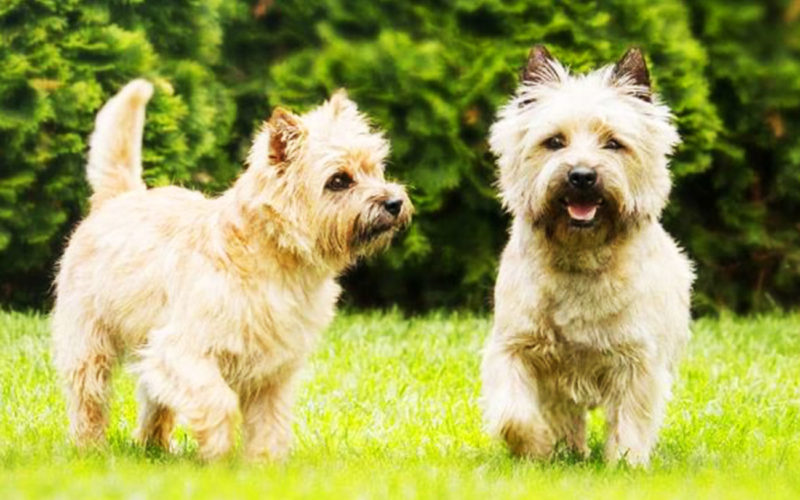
241, 90, 412, 268
490, 46, 680, 247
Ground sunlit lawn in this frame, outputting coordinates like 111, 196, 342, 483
1, 310, 799, 498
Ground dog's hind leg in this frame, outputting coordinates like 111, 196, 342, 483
133, 328, 239, 461
133, 381, 176, 450
241, 364, 300, 462
562, 408, 590, 459
52, 312, 119, 447
481, 340, 556, 459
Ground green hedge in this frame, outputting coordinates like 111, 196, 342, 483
221, 0, 718, 309
1, 0, 797, 312
680, 0, 800, 311
0, 0, 238, 305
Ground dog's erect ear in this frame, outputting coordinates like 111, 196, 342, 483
521, 45, 561, 85
267, 107, 304, 168
327, 88, 359, 119
612, 47, 651, 102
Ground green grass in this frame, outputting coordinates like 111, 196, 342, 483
1, 310, 799, 499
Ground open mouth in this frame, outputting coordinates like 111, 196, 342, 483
561, 197, 604, 227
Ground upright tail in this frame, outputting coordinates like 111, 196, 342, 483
86, 79, 153, 209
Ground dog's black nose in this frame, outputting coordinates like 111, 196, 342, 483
568, 166, 597, 190
383, 198, 403, 217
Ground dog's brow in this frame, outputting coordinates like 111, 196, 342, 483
345, 149, 383, 176
588, 116, 614, 133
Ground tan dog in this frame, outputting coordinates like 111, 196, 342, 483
51, 80, 411, 461
481, 47, 694, 466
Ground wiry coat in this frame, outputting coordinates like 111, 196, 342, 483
481, 47, 694, 466
51, 80, 411, 461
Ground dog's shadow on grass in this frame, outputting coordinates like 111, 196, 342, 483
465, 440, 644, 476
99, 432, 205, 466
85, 431, 643, 474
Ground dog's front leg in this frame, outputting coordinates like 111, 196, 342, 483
241, 365, 300, 462
134, 331, 240, 461
604, 364, 671, 467
481, 338, 556, 459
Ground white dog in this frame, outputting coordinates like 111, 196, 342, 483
51, 80, 411, 461
481, 46, 694, 466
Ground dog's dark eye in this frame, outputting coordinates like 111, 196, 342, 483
543, 134, 566, 151
325, 172, 354, 192
518, 97, 536, 108
604, 138, 624, 151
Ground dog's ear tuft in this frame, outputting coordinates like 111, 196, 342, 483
521, 45, 561, 85
612, 47, 651, 102
328, 88, 359, 119
331, 88, 350, 102
267, 107, 304, 169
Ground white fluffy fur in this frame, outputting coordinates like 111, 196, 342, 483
491, 66, 679, 222
481, 49, 694, 466
51, 80, 411, 461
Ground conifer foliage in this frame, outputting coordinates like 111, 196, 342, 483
1, 0, 797, 311
0, 0, 237, 304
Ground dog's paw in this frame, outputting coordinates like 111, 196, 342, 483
500, 419, 556, 460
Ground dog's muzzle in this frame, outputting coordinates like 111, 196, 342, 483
354, 195, 412, 246
383, 197, 404, 217
560, 166, 605, 228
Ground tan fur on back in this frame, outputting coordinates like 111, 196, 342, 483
51, 80, 412, 461
481, 48, 694, 466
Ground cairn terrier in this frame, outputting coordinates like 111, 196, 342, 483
481, 46, 694, 466
52, 80, 411, 461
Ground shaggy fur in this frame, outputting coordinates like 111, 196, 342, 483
51, 79, 412, 461
481, 47, 694, 466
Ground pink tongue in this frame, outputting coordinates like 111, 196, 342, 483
567, 203, 598, 221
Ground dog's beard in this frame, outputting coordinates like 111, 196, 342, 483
350, 208, 408, 257
314, 194, 411, 266
354, 229, 396, 257
534, 184, 634, 249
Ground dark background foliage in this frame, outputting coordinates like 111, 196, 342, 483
1, 0, 798, 313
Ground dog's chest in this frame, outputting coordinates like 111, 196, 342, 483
523, 277, 650, 406
550, 273, 632, 325
220, 276, 341, 385
522, 332, 646, 407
